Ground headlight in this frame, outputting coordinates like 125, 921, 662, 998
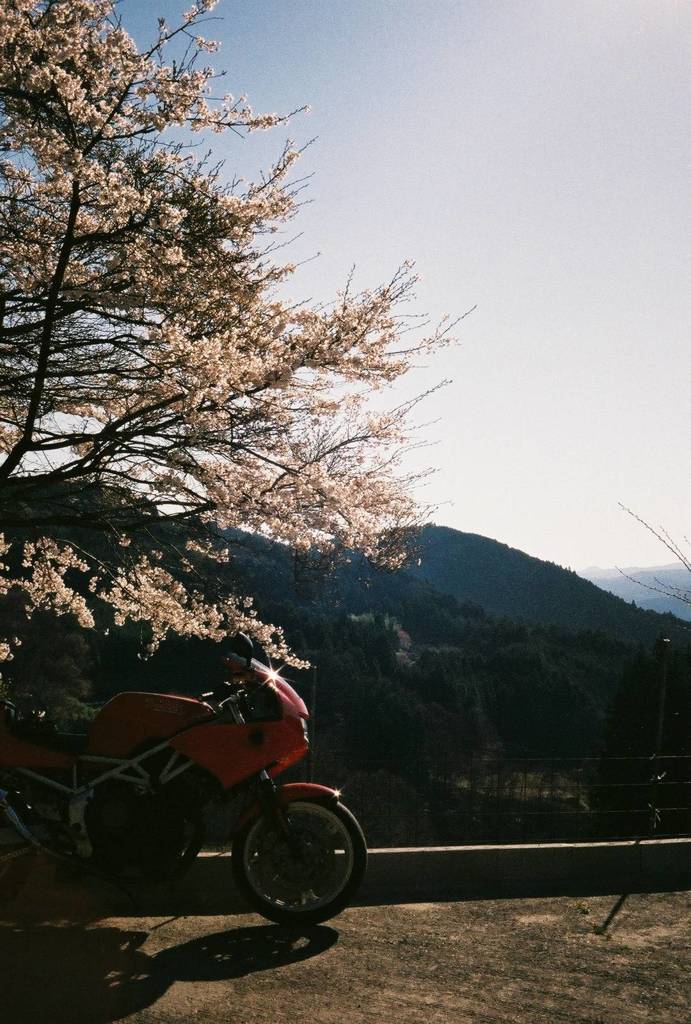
301, 718, 309, 743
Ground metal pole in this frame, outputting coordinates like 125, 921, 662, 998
650, 636, 670, 835
654, 638, 670, 756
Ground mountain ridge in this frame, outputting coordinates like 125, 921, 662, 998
225, 523, 691, 648
400, 525, 690, 645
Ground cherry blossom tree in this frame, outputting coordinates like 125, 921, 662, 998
0, 0, 454, 664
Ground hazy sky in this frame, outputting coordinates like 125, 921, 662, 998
125, 1, 691, 570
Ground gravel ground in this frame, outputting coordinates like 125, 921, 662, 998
0, 855, 688, 1024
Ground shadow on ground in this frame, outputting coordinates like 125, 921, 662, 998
1, 852, 689, 1024
0, 918, 338, 1024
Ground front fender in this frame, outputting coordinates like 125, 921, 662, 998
233, 782, 339, 834
277, 782, 339, 806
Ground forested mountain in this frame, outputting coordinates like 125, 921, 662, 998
4, 520, 689, 848
200, 524, 690, 649
3, 522, 688, 767
405, 526, 690, 646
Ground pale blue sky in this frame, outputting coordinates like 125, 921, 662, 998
124, 1, 691, 570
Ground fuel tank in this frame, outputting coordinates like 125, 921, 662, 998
88, 693, 214, 758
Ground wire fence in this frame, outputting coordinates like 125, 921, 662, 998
294, 752, 691, 848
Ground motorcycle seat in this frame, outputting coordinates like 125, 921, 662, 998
9, 718, 89, 756
37, 732, 89, 756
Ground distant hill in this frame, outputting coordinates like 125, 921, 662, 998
219, 523, 691, 648
579, 563, 691, 622
401, 525, 690, 646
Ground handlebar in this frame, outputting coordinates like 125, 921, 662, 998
199, 648, 285, 709
199, 654, 260, 707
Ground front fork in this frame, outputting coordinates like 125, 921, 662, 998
256, 770, 302, 855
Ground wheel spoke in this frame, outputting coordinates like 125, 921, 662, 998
242, 802, 355, 913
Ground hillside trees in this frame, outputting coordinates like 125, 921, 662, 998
0, 0, 452, 664
602, 644, 691, 757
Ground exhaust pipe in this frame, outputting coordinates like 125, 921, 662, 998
1, 790, 135, 900
0, 788, 41, 858
1, 789, 83, 870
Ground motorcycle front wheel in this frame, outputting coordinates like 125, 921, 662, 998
232, 798, 367, 925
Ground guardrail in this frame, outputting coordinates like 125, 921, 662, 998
292, 752, 691, 848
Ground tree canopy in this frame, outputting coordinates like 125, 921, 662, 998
0, 0, 452, 662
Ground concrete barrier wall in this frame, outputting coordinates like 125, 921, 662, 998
1, 837, 689, 916
361, 838, 691, 900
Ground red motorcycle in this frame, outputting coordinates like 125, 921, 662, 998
0, 635, 367, 924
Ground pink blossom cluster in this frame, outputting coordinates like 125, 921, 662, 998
0, 1, 456, 664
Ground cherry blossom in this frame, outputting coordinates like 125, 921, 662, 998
0, 1, 457, 663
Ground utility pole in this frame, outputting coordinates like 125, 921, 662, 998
649, 635, 671, 834
654, 637, 671, 756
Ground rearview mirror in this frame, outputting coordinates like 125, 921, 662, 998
229, 632, 253, 668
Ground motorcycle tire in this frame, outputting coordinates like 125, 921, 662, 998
232, 798, 367, 925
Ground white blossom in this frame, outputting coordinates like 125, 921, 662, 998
0, 1, 457, 662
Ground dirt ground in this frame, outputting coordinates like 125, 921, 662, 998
0, 855, 689, 1024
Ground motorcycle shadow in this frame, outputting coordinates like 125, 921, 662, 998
0, 920, 339, 1024
0, 850, 253, 918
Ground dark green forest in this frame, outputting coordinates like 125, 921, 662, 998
4, 524, 690, 759
3, 524, 690, 843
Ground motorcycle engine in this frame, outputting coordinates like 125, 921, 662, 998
86, 781, 201, 880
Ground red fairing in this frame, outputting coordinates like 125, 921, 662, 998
172, 674, 308, 789
173, 716, 307, 789
88, 692, 214, 757
272, 678, 308, 718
